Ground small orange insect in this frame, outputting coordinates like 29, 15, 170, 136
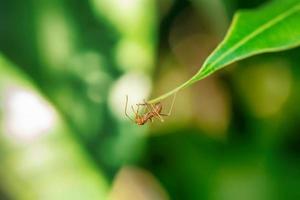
125, 94, 176, 125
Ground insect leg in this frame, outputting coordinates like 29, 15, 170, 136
125, 95, 135, 122
137, 99, 149, 113
145, 102, 153, 114
137, 100, 153, 115
131, 105, 138, 118
149, 103, 164, 122
161, 92, 177, 116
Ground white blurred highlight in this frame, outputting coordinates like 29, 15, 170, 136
3, 87, 56, 140
91, 0, 143, 30
111, 0, 140, 16
109, 72, 152, 120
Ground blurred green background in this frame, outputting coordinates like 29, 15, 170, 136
0, 0, 300, 199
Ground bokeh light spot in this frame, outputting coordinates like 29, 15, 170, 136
3, 87, 56, 141
109, 72, 152, 120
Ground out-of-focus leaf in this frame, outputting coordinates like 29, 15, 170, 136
0, 55, 108, 200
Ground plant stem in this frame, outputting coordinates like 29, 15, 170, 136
147, 74, 199, 104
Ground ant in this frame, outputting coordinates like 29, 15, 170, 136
124, 93, 176, 125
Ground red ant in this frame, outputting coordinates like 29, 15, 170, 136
125, 93, 176, 125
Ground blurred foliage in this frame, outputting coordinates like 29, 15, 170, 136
0, 0, 299, 200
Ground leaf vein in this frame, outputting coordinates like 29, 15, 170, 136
209, 3, 300, 68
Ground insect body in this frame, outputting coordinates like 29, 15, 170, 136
125, 94, 176, 125
135, 102, 165, 125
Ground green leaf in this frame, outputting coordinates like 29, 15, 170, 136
148, 0, 300, 104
